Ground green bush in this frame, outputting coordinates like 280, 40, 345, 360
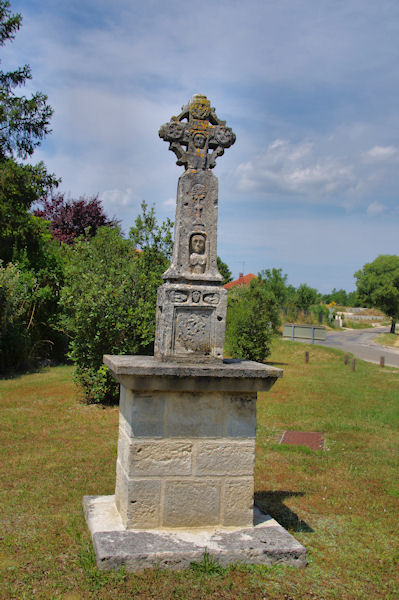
225, 279, 280, 362
0, 261, 36, 372
60, 204, 172, 404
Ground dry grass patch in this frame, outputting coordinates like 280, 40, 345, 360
0, 343, 398, 599
375, 332, 399, 348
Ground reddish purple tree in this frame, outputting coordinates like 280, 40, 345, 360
34, 193, 118, 244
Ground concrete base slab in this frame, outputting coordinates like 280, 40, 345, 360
83, 495, 306, 571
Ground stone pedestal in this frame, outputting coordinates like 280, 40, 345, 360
83, 356, 306, 570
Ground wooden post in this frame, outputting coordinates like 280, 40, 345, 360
344, 354, 349, 365
350, 358, 355, 371
380, 356, 385, 368
305, 351, 309, 364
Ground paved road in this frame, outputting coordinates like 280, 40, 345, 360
314, 326, 399, 368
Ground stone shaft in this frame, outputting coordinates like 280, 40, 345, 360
155, 171, 227, 362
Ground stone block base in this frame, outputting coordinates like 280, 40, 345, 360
83, 495, 306, 571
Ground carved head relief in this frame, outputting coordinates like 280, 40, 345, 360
192, 290, 201, 303
189, 233, 207, 274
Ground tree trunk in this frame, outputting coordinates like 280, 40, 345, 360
390, 319, 396, 334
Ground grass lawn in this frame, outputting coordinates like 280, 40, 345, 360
375, 332, 399, 349
1, 339, 398, 599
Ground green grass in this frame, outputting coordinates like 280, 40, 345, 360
375, 332, 399, 348
342, 319, 373, 329
1, 341, 398, 599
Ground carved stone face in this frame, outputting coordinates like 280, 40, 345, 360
192, 291, 201, 303
215, 126, 234, 146
191, 234, 205, 255
164, 121, 184, 140
193, 133, 206, 149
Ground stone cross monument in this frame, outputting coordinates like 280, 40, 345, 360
155, 94, 235, 362
83, 95, 306, 571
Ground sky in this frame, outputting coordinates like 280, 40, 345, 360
3, 0, 399, 292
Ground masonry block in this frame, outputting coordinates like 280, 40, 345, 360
115, 462, 162, 529
117, 431, 192, 477
165, 392, 225, 437
194, 440, 255, 476
225, 393, 257, 437
163, 479, 221, 527
222, 478, 254, 527
119, 388, 164, 438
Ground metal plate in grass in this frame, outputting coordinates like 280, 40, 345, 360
280, 431, 324, 450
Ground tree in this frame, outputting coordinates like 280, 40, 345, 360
34, 193, 118, 245
0, 1, 53, 160
225, 278, 280, 362
295, 283, 319, 313
258, 268, 289, 308
354, 255, 399, 333
0, 159, 56, 263
217, 256, 232, 284
0, 1, 58, 264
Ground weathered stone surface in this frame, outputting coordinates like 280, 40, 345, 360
159, 94, 236, 172
155, 95, 236, 363
222, 478, 254, 527
83, 496, 306, 571
164, 392, 225, 438
225, 393, 257, 437
119, 388, 164, 438
154, 280, 227, 363
115, 463, 161, 529
104, 355, 283, 392
194, 441, 255, 476
163, 480, 221, 527
117, 432, 192, 477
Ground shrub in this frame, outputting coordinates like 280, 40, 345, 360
0, 261, 36, 372
60, 204, 172, 404
225, 279, 280, 362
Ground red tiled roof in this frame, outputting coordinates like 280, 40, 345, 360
223, 273, 257, 290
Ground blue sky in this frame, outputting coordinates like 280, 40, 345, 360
4, 0, 399, 291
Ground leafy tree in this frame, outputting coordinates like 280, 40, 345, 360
0, 158, 56, 264
60, 203, 173, 404
0, 260, 35, 372
0, 1, 53, 160
225, 278, 280, 362
217, 256, 232, 284
295, 283, 319, 313
34, 193, 118, 245
258, 268, 289, 308
354, 255, 399, 333
0, 0, 58, 265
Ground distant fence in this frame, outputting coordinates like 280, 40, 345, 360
283, 323, 326, 343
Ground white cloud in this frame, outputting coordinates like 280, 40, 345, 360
162, 198, 176, 208
363, 145, 398, 161
366, 201, 386, 216
236, 139, 356, 199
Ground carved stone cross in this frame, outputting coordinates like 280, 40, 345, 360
159, 94, 236, 171
155, 95, 235, 362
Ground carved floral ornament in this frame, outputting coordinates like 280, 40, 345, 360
159, 94, 236, 170
168, 289, 220, 305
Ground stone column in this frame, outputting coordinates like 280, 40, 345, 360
83, 95, 306, 571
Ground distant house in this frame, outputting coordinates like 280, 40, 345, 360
223, 273, 257, 290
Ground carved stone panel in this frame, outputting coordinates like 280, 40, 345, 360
174, 309, 212, 355
154, 283, 227, 362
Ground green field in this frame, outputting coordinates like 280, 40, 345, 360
1, 339, 398, 599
